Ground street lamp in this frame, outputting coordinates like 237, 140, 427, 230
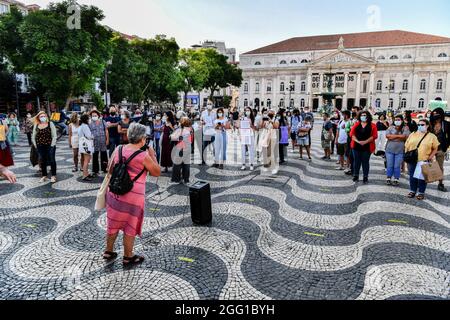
104, 59, 112, 110
286, 81, 294, 110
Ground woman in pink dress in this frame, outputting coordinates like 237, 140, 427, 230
103, 123, 160, 266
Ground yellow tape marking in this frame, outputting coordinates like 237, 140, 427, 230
388, 220, 408, 225
304, 232, 325, 238
178, 257, 195, 263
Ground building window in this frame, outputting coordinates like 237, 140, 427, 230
390, 55, 399, 60
0, 4, 9, 14
389, 98, 394, 109
301, 81, 306, 92
363, 80, 368, 93
290, 60, 297, 64
389, 80, 395, 91
438, 53, 448, 58
255, 82, 260, 93
420, 79, 426, 91
244, 83, 249, 93
401, 98, 407, 109
403, 54, 412, 59
244, 99, 248, 107
289, 82, 295, 92
267, 99, 272, 108
290, 99, 295, 108
279, 99, 285, 107
418, 99, 425, 109
300, 99, 305, 108
378, 55, 386, 60
375, 99, 381, 108
376, 80, 383, 92
254, 61, 262, 66
280, 82, 285, 92
280, 60, 287, 65
267, 82, 272, 93
402, 80, 409, 91
437, 79, 443, 91
300, 59, 309, 64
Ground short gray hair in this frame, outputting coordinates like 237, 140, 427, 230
127, 122, 147, 144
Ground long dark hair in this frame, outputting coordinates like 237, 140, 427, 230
165, 111, 176, 126
358, 111, 373, 123
430, 107, 445, 127
244, 107, 255, 125
277, 108, 287, 126
393, 114, 405, 131
80, 114, 90, 125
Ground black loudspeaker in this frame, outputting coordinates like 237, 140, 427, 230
189, 181, 212, 225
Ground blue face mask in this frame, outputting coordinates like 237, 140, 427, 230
360, 116, 367, 123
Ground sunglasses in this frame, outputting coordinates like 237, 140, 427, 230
418, 124, 427, 127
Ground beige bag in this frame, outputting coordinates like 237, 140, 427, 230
421, 161, 444, 184
95, 174, 111, 211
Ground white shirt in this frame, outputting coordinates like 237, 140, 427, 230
201, 110, 216, 135
337, 120, 349, 144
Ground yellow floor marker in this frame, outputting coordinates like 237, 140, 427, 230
149, 208, 160, 212
304, 232, 325, 238
178, 257, 195, 263
241, 198, 255, 203
22, 224, 37, 228
388, 219, 408, 225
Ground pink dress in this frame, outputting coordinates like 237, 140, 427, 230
106, 146, 148, 237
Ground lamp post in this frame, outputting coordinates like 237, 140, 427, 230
286, 81, 294, 110
104, 59, 112, 110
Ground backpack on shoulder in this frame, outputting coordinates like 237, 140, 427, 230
109, 146, 146, 196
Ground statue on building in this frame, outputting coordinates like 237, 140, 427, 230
338, 37, 345, 50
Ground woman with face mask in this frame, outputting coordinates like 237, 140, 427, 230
385, 115, 410, 186
429, 108, 450, 192
89, 110, 109, 178
238, 107, 256, 171
152, 113, 163, 163
117, 111, 131, 145
160, 111, 176, 173
405, 119, 440, 200
276, 109, 290, 165
78, 114, 94, 181
259, 111, 280, 175
68, 113, 80, 172
104, 123, 160, 266
213, 108, 230, 169
32, 111, 58, 183
349, 111, 378, 184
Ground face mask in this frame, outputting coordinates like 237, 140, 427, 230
418, 125, 427, 133
121, 115, 126, 120
162, 116, 167, 122
245, 111, 251, 117
92, 116, 99, 122
27, 115, 31, 118
39, 117, 47, 123
156, 116, 161, 121
394, 121, 402, 127
207, 105, 213, 110
218, 113, 223, 118
360, 116, 367, 123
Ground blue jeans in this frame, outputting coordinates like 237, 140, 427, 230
352, 149, 371, 178
108, 136, 120, 157
408, 163, 427, 194
386, 152, 403, 179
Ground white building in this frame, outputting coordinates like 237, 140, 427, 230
239, 30, 450, 112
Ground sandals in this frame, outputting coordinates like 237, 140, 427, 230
416, 194, 425, 201
407, 192, 416, 199
103, 251, 118, 261
123, 255, 145, 266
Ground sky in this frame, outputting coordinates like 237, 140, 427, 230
28, 0, 450, 57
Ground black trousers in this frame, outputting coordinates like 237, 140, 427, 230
26, 132, 32, 146
172, 163, 190, 183
37, 145, 57, 177
92, 151, 108, 173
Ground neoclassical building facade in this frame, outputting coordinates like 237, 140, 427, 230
239, 30, 450, 112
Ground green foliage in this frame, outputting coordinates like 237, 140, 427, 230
90, 90, 105, 112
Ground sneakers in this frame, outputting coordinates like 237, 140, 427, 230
50, 176, 57, 183
249, 165, 254, 171
392, 179, 400, 187
386, 178, 392, 186
241, 165, 246, 171
39, 177, 48, 183
271, 169, 279, 175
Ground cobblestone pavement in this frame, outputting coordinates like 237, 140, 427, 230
0, 124, 449, 300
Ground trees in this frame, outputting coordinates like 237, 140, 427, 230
18, 1, 112, 107
178, 48, 209, 108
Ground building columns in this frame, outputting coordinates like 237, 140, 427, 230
343, 73, 349, 109
369, 71, 375, 108
307, 72, 313, 107
355, 72, 362, 107
446, 71, 450, 102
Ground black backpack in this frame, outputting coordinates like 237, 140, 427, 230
109, 146, 146, 196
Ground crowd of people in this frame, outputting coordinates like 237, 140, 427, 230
0, 102, 449, 265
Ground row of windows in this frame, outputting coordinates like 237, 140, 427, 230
254, 59, 310, 66
244, 78, 445, 94
0, 4, 9, 14
378, 53, 448, 60
243, 97, 438, 109
244, 81, 307, 93
376, 79, 444, 92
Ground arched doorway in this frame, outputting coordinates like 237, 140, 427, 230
313, 99, 319, 112
335, 99, 343, 110
435, 97, 443, 101
347, 98, 355, 110
359, 98, 367, 108
254, 98, 260, 109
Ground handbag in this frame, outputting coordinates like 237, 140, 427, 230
79, 136, 94, 154
421, 161, 444, 184
404, 133, 428, 164
95, 174, 111, 211
30, 145, 39, 167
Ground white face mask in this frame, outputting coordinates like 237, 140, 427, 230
39, 117, 47, 123
156, 116, 161, 121
418, 125, 427, 133
394, 121, 402, 127
121, 115, 126, 120
207, 105, 213, 110
92, 116, 99, 122
27, 114, 31, 118
218, 113, 223, 118
245, 111, 251, 117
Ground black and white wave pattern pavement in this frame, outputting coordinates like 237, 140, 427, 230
0, 125, 449, 300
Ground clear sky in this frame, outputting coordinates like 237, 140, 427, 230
28, 0, 450, 57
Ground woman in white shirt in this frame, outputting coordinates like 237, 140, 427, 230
68, 113, 80, 172
213, 108, 230, 169
237, 107, 256, 171
78, 114, 94, 181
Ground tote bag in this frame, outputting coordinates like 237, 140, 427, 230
421, 161, 444, 184
95, 174, 111, 211
79, 136, 94, 155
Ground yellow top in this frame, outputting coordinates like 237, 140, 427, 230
0, 122, 6, 141
405, 132, 440, 162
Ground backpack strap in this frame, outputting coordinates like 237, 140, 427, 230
124, 149, 144, 166
416, 132, 429, 149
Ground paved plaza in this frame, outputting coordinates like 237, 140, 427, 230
0, 125, 449, 300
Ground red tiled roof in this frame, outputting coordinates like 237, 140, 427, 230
244, 30, 450, 55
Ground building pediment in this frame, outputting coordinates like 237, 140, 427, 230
311, 49, 376, 66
